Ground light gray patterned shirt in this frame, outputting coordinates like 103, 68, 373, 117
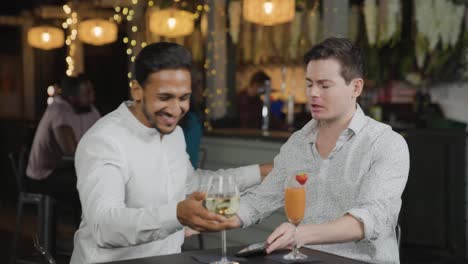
238, 106, 409, 264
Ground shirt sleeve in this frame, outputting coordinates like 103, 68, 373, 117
236, 135, 300, 227
75, 135, 183, 249
51, 104, 74, 130
347, 130, 409, 243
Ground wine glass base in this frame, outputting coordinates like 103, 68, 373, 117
283, 249, 307, 260
209, 261, 239, 264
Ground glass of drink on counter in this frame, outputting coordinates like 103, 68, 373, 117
204, 175, 240, 264
283, 172, 308, 260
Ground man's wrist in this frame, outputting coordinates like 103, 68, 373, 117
296, 224, 312, 247
234, 215, 243, 228
259, 163, 273, 179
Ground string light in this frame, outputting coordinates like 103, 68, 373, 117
114, 0, 145, 86
63, 5, 78, 76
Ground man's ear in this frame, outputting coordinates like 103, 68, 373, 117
352, 78, 364, 98
130, 80, 143, 102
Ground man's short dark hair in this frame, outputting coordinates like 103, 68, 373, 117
249, 70, 270, 86
60, 76, 85, 97
134, 42, 192, 87
303, 37, 365, 84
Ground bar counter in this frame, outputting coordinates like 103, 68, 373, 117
110, 246, 368, 264
205, 128, 292, 142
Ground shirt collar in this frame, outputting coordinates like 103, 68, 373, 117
121, 101, 161, 138
348, 104, 366, 135
306, 104, 366, 144
53, 96, 73, 111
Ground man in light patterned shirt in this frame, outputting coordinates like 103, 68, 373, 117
233, 37, 409, 263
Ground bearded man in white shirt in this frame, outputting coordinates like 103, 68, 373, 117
232, 37, 409, 263
71, 42, 271, 263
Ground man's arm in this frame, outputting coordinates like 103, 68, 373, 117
265, 214, 364, 253
259, 162, 273, 180
76, 136, 234, 248
264, 131, 409, 252
55, 125, 77, 156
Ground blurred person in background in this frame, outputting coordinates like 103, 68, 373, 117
180, 67, 204, 168
26, 75, 101, 223
237, 70, 269, 129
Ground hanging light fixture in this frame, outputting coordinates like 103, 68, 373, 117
78, 19, 118, 46
149, 8, 194, 38
27, 26, 64, 50
243, 0, 295, 26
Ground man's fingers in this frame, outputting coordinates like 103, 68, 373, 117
266, 234, 289, 253
191, 218, 230, 232
189, 191, 206, 201
196, 208, 227, 222
266, 223, 296, 254
266, 223, 288, 244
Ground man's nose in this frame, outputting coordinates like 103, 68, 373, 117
167, 100, 183, 115
308, 86, 320, 97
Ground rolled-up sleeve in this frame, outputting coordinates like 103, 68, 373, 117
76, 135, 183, 248
237, 134, 301, 227
347, 131, 409, 243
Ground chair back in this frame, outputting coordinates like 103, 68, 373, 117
8, 147, 28, 193
33, 235, 56, 264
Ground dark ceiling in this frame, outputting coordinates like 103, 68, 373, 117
0, 0, 67, 15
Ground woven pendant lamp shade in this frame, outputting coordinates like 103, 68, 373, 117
27, 26, 64, 50
243, 0, 295, 26
149, 8, 194, 38
78, 19, 118, 46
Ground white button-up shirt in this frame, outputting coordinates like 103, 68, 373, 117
238, 106, 409, 264
71, 102, 261, 263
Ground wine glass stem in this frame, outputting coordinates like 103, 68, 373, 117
221, 229, 228, 261
293, 244, 299, 257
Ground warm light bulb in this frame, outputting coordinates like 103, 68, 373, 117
63, 4, 71, 14
47, 85, 55, 96
263, 1, 273, 14
41, 32, 51, 43
93, 26, 103, 37
167, 17, 177, 29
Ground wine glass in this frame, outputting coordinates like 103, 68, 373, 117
283, 172, 308, 260
204, 175, 240, 264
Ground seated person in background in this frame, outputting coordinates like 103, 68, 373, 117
232, 37, 409, 263
78, 73, 99, 109
26, 75, 101, 220
71, 42, 272, 264
237, 70, 269, 129
180, 67, 204, 168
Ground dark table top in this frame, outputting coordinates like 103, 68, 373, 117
109, 246, 368, 264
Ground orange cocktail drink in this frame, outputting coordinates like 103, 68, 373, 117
284, 187, 306, 225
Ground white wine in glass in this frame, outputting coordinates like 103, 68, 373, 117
204, 175, 240, 264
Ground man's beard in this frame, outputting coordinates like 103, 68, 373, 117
141, 98, 177, 135
142, 98, 158, 129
